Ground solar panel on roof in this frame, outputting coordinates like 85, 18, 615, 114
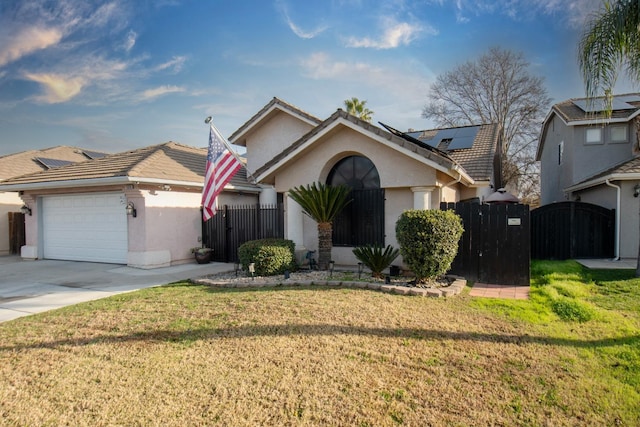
35, 157, 75, 169
617, 95, 640, 104
432, 126, 479, 150
573, 98, 637, 113
448, 136, 476, 150
83, 150, 107, 159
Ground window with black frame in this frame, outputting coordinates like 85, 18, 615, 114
327, 155, 384, 246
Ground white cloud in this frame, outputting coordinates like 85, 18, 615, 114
155, 56, 187, 73
451, 0, 603, 28
140, 85, 186, 101
277, 0, 327, 39
0, 26, 63, 67
345, 19, 433, 49
287, 18, 327, 39
124, 30, 137, 52
300, 52, 432, 97
23, 73, 86, 103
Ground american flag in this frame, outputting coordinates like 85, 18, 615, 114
201, 124, 243, 221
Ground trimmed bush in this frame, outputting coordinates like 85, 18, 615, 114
352, 245, 400, 278
238, 238, 297, 276
395, 209, 463, 283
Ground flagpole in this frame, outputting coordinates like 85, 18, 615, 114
205, 116, 257, 184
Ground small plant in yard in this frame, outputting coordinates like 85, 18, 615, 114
352, 245, 399, 279
395, 209, 463, 284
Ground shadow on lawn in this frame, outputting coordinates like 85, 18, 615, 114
2, 323, 639, 352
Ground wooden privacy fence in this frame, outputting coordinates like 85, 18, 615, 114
203, 204, 285, 263
441, 202, 530, 286
8, 212, 25, 255
531, 201, 614, 260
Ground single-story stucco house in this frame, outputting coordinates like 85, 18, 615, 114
1, 97, 500, 269
0, 146, 108, 256
0, 142, 258, 268
229, 97, 501, 266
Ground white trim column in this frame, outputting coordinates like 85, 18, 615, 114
411, 186, 436, 210
259, 185, 277, 206
286, 194, 304, 248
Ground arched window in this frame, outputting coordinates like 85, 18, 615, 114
327, 156, 384, 246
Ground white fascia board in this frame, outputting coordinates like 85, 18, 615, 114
230, 104, 319, 144
255, 117, 474, 185
565, 173, 640, 192
223, 183, 261, 193
565, 111, 639, 126
0, 177, 204, 192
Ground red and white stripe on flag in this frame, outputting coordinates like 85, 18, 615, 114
201, 125, 243, 221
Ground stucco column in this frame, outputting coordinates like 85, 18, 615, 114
259, 185, 278, 206
411, 186, 436, 210
20, 194, 38, 260
286, 193, 305, 251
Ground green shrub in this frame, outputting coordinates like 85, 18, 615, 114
352, 245, 400, 278
395, 209, 463, 283
551, 298, 595, 322
238, 238, 297, 276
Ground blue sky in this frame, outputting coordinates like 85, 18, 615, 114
0, 0, 633, 157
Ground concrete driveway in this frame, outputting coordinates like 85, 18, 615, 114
0, 256, 233, 323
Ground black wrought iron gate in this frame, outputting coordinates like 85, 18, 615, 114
203, 203, 285, 263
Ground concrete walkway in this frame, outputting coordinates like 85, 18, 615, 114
0, 256, 234, 323
576, 258, 637, 269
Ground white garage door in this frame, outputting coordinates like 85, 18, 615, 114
43, 193, 128, 264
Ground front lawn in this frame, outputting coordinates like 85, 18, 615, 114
0, 261, 638, 426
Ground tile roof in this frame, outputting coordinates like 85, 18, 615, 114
568, 156, 640, 191
229, 97, 323, 146
0, 146, 108, 181
552, 93, 640, 123
442, 124, 498, 181
254, 109, 464, 182
407, 124, 499, 182
0, 142, 256, 191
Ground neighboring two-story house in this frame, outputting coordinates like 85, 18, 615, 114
536, 93, 640, 259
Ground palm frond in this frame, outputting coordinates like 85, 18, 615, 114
288, 182, 352, 223
578, 0, 640, 115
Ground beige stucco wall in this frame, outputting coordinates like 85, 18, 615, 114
271, 124, 464, 266
0, 192, 22, 255
272, 126, 439, 191
16, 184, 256, 268
244, 111, 316, 175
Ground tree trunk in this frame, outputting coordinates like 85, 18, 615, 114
317, 222, 333, 270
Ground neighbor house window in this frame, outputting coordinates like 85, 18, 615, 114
585, 128, 603, 145
327, 155, 384, 247
558, 141, 564, 165
610, 125, 628, 143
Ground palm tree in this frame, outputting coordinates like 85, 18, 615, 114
579, 0, 640, 114
343, 97, 374, 122
288, 182, 351, 270
579, 0, 640, 277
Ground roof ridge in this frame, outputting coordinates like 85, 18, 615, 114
229, 97, 322, 143
558, 92, 640, 104
411, 123, 496, 133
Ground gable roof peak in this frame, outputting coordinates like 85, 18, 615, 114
229, 97, 323, 145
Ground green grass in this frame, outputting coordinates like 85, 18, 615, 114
0, 261, 638, 426
471, 260, 640, 395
